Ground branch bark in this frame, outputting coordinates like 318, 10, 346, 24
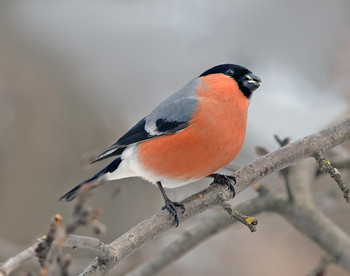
80, 118, 350, 275
65, 235, 113, 260
314, 151, 350, 202
0, 247, 35, 276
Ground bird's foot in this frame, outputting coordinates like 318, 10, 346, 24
162, 199, 185, 228
209, 174, 236, 198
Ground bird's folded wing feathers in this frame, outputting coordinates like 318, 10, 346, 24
91, 79, 199, 163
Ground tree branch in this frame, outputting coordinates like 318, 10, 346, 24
217, 193, 258, 232
0, 234, 114, 276
126, 180, 350, 276
306, 256, 335, 276
314, 151, 350, 202
64, 235, 112, 260
0, 187, 120, 275
80, 118, 350, 275
125, 155, 346, 276
1, 118, 349, 275
125, 188, 270, 276
287, 158, 316, 206
0, 247, 35, 276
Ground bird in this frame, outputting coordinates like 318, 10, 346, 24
59, 64, 261, 227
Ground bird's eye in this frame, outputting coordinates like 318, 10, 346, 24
225, 69, 234, 76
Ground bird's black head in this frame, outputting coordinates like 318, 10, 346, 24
200, 64, 261, 99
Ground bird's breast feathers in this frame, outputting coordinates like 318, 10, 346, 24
133, 77, 249, 187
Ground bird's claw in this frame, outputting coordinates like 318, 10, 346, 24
162, 199, 185, 227
209, 174, 236, 197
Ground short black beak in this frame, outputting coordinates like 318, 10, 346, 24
248, 73, 261, 86
242, 73, 261, 93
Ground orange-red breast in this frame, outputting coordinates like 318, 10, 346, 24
59, 64, 261, 226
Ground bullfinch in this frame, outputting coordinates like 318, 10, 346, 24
59, 64, 261, 226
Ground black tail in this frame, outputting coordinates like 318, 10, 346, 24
59, 157, 122, 202
59, 182, 86, 202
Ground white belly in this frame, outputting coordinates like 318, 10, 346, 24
103, 144, 196, 188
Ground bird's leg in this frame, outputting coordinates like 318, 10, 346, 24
208, 174, 236, 198
157, 181, 185, 227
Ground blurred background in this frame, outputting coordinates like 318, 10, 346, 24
0, 1, 350, 275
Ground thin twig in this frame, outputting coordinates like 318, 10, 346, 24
316, 158, 350, 176
34, 214, 62, 269
257, 135, 293, 200
314, 151, 350, 202
306, 256, 335, 276
66, 185, 120, 234
57, 254, 72, 276
217, 193, 258, 232
40, 226, 66, 275
255, 145, 269, 156
274, 135, 295, 201
66, 184, 94, 234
